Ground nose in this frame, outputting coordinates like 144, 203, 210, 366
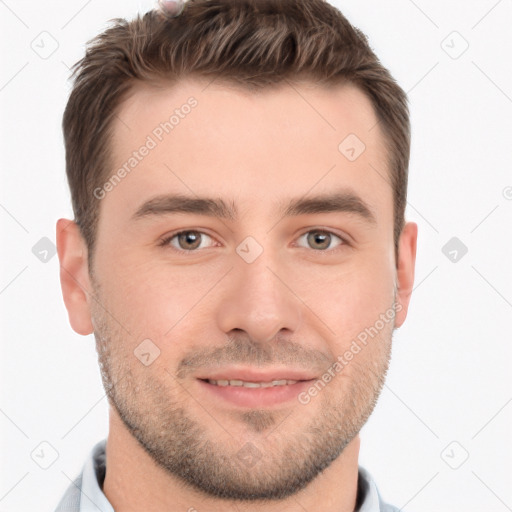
216, 254, 302, 344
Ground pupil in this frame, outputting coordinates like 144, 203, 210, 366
308, 231, 330, 250
179, 231, 201, 249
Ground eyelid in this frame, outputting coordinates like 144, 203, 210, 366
158, 227, 351, 253
293, 227, 351, 250
158, 229, 220, 252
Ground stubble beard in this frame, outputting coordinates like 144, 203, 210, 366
91, 290, 393, 501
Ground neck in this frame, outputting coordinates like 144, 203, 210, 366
103, 409, 361, 512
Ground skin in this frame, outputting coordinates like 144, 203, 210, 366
57, 77, 417, 512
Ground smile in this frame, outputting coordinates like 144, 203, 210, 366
198, 377, 315, 408
206, 379, 298, 388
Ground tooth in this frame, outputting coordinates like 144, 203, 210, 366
208, 378, 297, 387
242, 382, 261, 388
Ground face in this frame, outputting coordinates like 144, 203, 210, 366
71, 78, 415, 500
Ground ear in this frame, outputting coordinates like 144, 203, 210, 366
394, 221, 418, 328
56, 218, 94, 335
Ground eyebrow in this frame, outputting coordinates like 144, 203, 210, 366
131, 191, 377, 225
282, 191, 377, 225
132, 194, 237, 221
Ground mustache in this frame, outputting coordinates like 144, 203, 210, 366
176, 335, 333, 378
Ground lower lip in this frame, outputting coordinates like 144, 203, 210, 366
197, 379, 314, 408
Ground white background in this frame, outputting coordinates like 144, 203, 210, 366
1, 0, 511, 510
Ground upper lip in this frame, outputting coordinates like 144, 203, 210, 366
196, 367, 318, 382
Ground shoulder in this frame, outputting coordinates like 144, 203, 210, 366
54, 473, 83, 512
357, 465, 402, 512
53, 439, 107, 512
380, 504, 401, 512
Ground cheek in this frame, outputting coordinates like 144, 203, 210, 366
98, 257, 226, 341
291, 256, 396, 345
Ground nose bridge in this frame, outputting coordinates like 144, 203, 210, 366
242, 258, 281, 316
216, 248, 302, 343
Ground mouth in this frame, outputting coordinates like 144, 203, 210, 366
196, 370, 317, 408
204, 378, 299, 388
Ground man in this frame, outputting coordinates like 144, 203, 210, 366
55, 0, 417, 510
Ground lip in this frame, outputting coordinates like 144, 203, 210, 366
197, 379, 315, 408
195, 367, 318, 382
195, 367, 317, 408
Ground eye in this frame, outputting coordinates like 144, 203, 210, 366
161, 230, 216, 251
296, 230, 345, 251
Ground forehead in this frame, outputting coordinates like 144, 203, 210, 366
105, 77, 391, 224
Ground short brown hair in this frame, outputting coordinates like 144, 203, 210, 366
63, 0, 410, 267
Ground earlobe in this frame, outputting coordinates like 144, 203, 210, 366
394, 221, 418, 328
56, 218, 94, 335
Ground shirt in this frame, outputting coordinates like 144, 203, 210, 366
54, 439, 400, 512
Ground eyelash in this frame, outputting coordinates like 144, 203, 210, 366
158, 228, 350, 254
